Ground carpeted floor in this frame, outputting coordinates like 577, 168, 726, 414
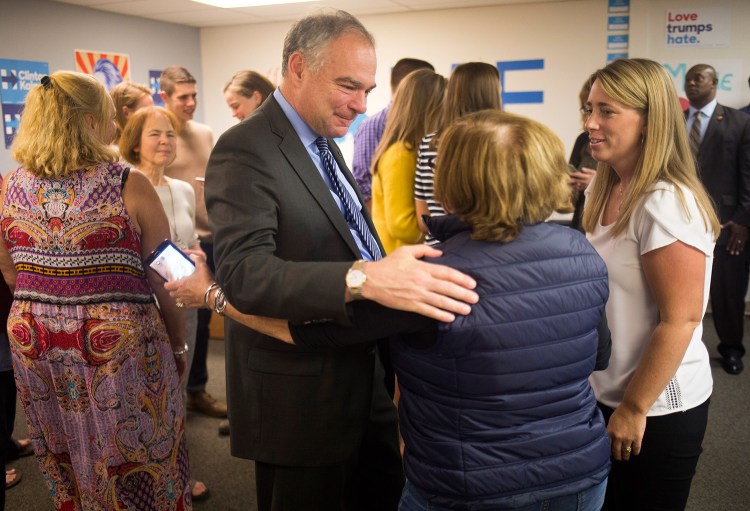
5, 316, 750, 510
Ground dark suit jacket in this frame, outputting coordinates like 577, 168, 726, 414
205, 95, 389, 466
687, 104, 750, 244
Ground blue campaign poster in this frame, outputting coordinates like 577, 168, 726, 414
608, 0, 629, 13
0, 58, 49, 148
149, 69, 165, 106
608, 15, 629, 31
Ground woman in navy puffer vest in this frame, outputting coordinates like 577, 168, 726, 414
394, 214, 610, 510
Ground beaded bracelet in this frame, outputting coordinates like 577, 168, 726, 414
173, 343, 189, 356
203, 282, 220, 308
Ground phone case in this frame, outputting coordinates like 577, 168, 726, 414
145, 239, 195, 282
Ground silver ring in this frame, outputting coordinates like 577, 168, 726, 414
176, 301, 184, 308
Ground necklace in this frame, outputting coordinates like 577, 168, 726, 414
163, 178, 186, 249
614, 181, 629, 212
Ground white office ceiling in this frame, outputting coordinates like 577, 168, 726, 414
52, 0, 574, 28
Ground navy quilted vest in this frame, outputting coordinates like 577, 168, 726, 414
394, 217, 610, 507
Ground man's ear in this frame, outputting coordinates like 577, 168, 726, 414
287, 52, 306, 81
159, 90, 169, 103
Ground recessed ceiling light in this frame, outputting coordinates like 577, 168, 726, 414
191, 0, 316, 7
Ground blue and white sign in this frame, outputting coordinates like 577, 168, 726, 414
607, 34, 629, 49
607, 53, 629, 63
0, 58, 49, 148
608, 0, 629, 13
608, 16, 629, 31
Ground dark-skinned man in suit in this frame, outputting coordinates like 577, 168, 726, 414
685, 63, 750, 375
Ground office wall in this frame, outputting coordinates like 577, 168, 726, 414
631, 0, 749, 108
201, 0, 609, 160
200, 0, 750, 161
1, 0, 749, 173
0, 0, 202, 174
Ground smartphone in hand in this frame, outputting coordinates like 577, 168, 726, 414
145, 239, 195, 282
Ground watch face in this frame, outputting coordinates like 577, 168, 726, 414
347, 270, 366, 287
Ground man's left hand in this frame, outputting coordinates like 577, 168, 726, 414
723, 221, 749, 255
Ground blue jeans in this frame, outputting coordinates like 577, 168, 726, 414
398, 478, 607, 511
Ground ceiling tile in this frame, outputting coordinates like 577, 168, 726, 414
51, 0, 576, 27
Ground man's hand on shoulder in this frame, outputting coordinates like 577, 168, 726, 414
357, 245, 478, 323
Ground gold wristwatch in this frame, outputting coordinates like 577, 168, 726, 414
346, 259, 367, 300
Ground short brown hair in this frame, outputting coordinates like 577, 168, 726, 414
390, 58, 434, 93
282, 10, 374, 78
435, 110, 571, 242
159, 66, 196, 96
12, 71, 116, 178
119, 106, 180, 167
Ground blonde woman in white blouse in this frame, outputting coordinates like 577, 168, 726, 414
581, 58, 720, 510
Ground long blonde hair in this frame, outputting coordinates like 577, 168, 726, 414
581, 58, 719, 238
371, 69, 446, 174
435, 110, 571, 242
12, 71, 116, 178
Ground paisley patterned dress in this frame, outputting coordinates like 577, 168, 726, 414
1, 162, 191, 511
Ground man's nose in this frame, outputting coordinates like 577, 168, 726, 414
351, 91, 367, 114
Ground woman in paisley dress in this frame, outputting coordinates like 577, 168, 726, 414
0, 71, 192, 510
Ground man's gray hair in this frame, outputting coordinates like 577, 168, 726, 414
281, 10, 375, 77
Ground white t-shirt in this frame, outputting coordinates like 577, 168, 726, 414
587, 181, 715, 415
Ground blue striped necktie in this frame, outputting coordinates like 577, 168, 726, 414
315, 137, 382, 260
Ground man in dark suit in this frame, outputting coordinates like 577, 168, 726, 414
685, 64, 750, 375
204, 10, 478, 511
